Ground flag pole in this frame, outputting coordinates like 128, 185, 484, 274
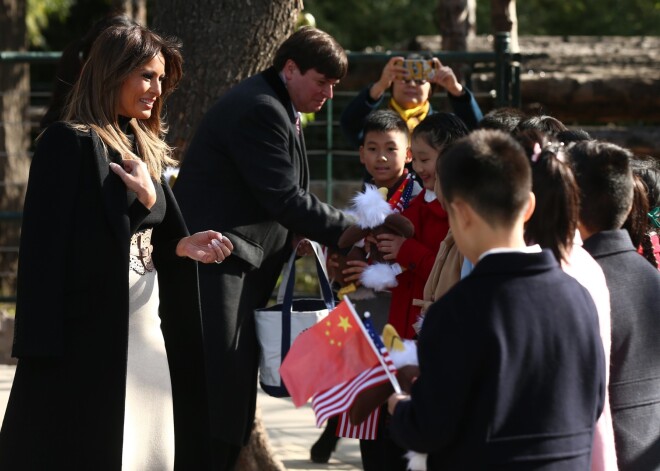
344, 296, 402, 394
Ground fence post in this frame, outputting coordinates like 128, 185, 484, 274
325, 99, 334, 205
511, 55, 522, 108
494, 32, 512, 107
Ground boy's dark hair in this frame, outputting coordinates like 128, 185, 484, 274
412, 112, 469, 154
567, 140, 634, 233
361, 110, 409, 144
515, 115, 568, 137
274, 26, 347, 79
556, 128, 592, 145
478, 107, 528, 133
439, 129, 531, 228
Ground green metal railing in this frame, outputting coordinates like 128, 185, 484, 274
0, 51, 62, 63
342, 33, 523, 108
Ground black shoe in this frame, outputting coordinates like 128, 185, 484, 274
310, 417, 341, 463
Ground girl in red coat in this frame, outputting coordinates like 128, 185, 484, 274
378, 113, 469, 339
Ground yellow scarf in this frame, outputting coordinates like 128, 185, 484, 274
389, 99, 430, 134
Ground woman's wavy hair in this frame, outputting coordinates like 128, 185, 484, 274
64, 24, 183, 179
40, 14, 138, 130
624, 154, 660, 268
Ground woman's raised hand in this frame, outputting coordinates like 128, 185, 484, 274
110, 158, 157, 209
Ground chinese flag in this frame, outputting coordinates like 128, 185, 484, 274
280, 300, 381, 407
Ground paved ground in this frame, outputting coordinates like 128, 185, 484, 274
0, 365, 12, 420
0, 364, 362, 470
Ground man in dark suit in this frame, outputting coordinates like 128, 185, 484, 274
569, 141, 660, 471
173, 27, 352, 471
387, 130, 606, 470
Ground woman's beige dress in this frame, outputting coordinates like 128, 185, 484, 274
122, 228, 175, 470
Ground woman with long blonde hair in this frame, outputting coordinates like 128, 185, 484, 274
0, 24, 231, 470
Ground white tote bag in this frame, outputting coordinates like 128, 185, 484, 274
254, 241, 335, 397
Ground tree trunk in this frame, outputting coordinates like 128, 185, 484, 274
435, 0, 476, 80
152, 2, 301, 469
235, 406, 286, 471
152, 0, 300, 160
0, 0, 29, 297
436, 0, 475, 52
113, 0, 148, 26
491, 0, 519, 52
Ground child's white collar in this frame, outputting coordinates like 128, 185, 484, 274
478, 244, 542, 262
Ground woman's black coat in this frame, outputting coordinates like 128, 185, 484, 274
0, 122, 211, 470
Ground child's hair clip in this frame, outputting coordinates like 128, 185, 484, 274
531, 142, 542, 163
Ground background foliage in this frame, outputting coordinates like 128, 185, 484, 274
27, 0, 660, 51
302, 0, 438, 51
304, 0, 660, 51
517, 0, 660, 36
26, 0, 75, 47
28, 0, 114, 49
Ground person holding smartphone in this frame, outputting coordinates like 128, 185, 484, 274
340, 54, 483, 148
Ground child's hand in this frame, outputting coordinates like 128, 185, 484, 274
292, 236, 314, 256
363, 234, 379, 256
326, 252, 340, 270
342, 259, 369, 284
387, 392, 410, 415
376, 233, 407, 261
326, 252, 341, 282
397, 365, 420, 393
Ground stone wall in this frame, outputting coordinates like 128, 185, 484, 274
408, 35, 660, 122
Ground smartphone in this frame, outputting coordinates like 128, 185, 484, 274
395, 59, 436, 81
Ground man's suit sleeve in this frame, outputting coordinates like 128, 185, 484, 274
226, 98, 350, 247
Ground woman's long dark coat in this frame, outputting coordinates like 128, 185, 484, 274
0, 122, 211, 470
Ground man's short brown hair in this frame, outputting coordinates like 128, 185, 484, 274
273, 26, 347, 79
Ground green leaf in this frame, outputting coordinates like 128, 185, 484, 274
27, 0, 75, 48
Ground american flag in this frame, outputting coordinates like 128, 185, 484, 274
311, 313, 397, 440
336, 404, 381, 440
